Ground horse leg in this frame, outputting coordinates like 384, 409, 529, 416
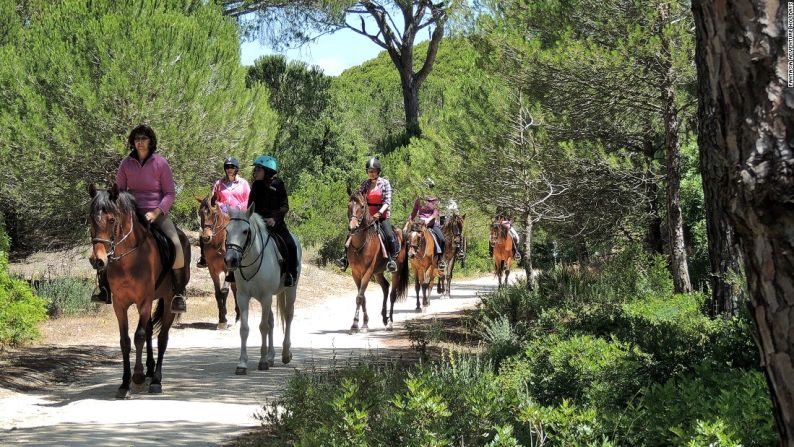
212, 270, 227, 330
151, 300, 175, 394
145, 317, 154, 379
113, 303, 132, 399
258, 298, 274, 370
132, 299, 152, 387
414, 273, 422, 311
377, 272, 390, 327
351, 274, 362, 333
236, 293, 252, 375
231, 282, 240, 324
280, 288, 296, 364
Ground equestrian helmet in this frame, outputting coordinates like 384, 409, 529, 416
365, 157, 381, 173
253, 155, 278, 172
223, 156, 239, 169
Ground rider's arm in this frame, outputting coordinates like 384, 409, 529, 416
379, 178, 392, 215
156, 156, 176, 215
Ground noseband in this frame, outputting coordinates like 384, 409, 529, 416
91, 215, 138, 262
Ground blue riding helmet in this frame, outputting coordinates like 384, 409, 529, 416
252, 155, 278, 172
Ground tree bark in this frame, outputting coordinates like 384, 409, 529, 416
693, 0, 794, 442
522, 212, 534, 290
659, 3, 692, 293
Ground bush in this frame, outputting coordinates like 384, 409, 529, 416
0, 253, 47, 347
34, 275, 99, 317
627, 366, 775, 446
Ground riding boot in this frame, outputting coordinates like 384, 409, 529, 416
386, 234, 399, 273
488, 245, 493, 258
91, 271, 112, 304
196, 239, 207, 268
335, 251, 349, 271
171, 268, 187, 314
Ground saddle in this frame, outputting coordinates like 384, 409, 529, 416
150, 224, 176, 289
268, 231, 288, 274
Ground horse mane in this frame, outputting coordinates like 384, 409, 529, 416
91, 189, 149, 228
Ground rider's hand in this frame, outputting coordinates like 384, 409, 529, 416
373, 212, 382, 219
266, 218, 276, 227
145, 209, 161, 223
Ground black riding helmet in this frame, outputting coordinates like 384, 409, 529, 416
365, 157, 381, 173
223, 156, 239, 169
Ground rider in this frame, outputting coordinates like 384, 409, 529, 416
91, 124, 187, 313
335, 157, 400, 273
196, 156, 250, 268
490, 212, 521, 261
247, 155, 298, 287
406, 177, 446, 271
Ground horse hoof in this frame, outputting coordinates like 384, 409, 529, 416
350, 327, 359, 334
283, 352, 293, 364
217, 322, 227, 330
116, 388, 129, 399
386, 322, 393, 331
258, 361, 269, 371
132, 373, 146, 385
235, 367, 247, 375
361, 327, 369, 334
148, 383, 162, 394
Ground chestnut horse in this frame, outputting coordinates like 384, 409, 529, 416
407, 221, 438, 310
88, 184, 190, 398
196, 194, 240, 329
344, 190, 409, 332
490, 219, 513, 287
437, 213, 465, 298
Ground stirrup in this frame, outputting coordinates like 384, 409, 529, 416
196, 257, 208, 268
284, 273, 295, 287
386, 258, 398, 273
438, 260, 447, 271
335, 256, 348, 271
91, 286, 111, 304
513, 252, 522, 261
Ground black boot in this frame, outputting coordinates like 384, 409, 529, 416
284, 272, 295, 287
197, 240, 207, 268
335, 252, 349, 271
488, 245, 493, 258
438, 255, 447, 271
91, 272, 112, 304
171, 268, 187, 314
386, 234, 399, 273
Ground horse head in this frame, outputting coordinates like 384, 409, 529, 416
197, 193, 226, 244
444, 213, 465, 251
347, 191, 371, 232
408, 221, 428, 259
88, 183, 139, 271
224, 207, 254, 270
490, 219, 509, 247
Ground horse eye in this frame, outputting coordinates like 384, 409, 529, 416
108, 217, 116, 224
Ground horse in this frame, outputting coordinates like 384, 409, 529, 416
344, 190, 409, 332
196, 194, 240, 330
490, 218, 513, 287
223, 207, 300, 375
437, 213, 465, 298
407, 220, 439, 310
87, 183, 189, 398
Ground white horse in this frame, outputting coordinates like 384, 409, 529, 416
224, 207, 301, 375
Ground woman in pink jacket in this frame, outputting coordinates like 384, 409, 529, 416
196, 156, 250, 268
91, 124, 187, 314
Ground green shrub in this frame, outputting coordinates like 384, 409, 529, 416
521, 334, 653, 410
480, 315, 522, 370
0, 256, 47, 347
34, 275, 99, 317
627, 366, 775, 446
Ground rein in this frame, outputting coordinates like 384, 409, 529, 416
347, 204, 378, 254
201, 207, 229, 254
226, 216, 271, 281
91, 216, 141, 262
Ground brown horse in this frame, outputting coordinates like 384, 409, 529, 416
490, 218, 513, 287
88, 184, 190, 398
437, 213, 465, 298
344, 190, 409, 332
407, 221, 438, 310
196, 194, 240, 330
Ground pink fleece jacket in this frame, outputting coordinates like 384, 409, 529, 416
116, 152, 176, 214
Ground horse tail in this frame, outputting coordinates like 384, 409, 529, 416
277, 291, 287, 333
394, 245, 410, 302
151, 297, 165, 337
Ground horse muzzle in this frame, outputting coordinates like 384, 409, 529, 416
224, 250, 241, 269
89, 254, 107, 271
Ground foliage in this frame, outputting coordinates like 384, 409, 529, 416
0, 0, 276, 252
32, 268, 99, 317
0, 221, 47, 347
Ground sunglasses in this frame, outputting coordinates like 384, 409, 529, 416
224, 165, 236, 169
134, 136, 149, 142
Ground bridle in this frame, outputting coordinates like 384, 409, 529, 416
91, 214, 139, 263
200, 203, 229, 251
225, 216, 271, 281
347, 197, 377, 253
408, 223, 429, 259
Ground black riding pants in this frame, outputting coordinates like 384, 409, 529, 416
429, 225, 445, 254
378, 218, 399, 257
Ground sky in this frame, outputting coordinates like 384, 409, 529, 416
240, 28, 386, 76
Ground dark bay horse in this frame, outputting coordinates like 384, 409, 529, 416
344, 190, 409, 332
407, 221, 438, 310
437, 213, 465, 298
490, 218, 513, 287
196, 194, 240, 330
88, 184, 190, 398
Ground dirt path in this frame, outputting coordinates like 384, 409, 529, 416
0, 257, 506, 446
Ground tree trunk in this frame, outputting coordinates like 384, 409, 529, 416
659, 3, 692, 293
693, 0, 794, 442
522, 212, 534, 290
400, 70, 422, 138
644, 162, 665, 255
575, 237, 589, 269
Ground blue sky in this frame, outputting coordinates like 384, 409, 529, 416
240, 28, 387, 76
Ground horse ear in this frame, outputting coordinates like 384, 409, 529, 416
247, 203, 255, 216
210, 193, 217, 207
194, 194, 204, 203
109, 183, 119, 201
461, 214, 466, 221
89, 183, 97, 198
